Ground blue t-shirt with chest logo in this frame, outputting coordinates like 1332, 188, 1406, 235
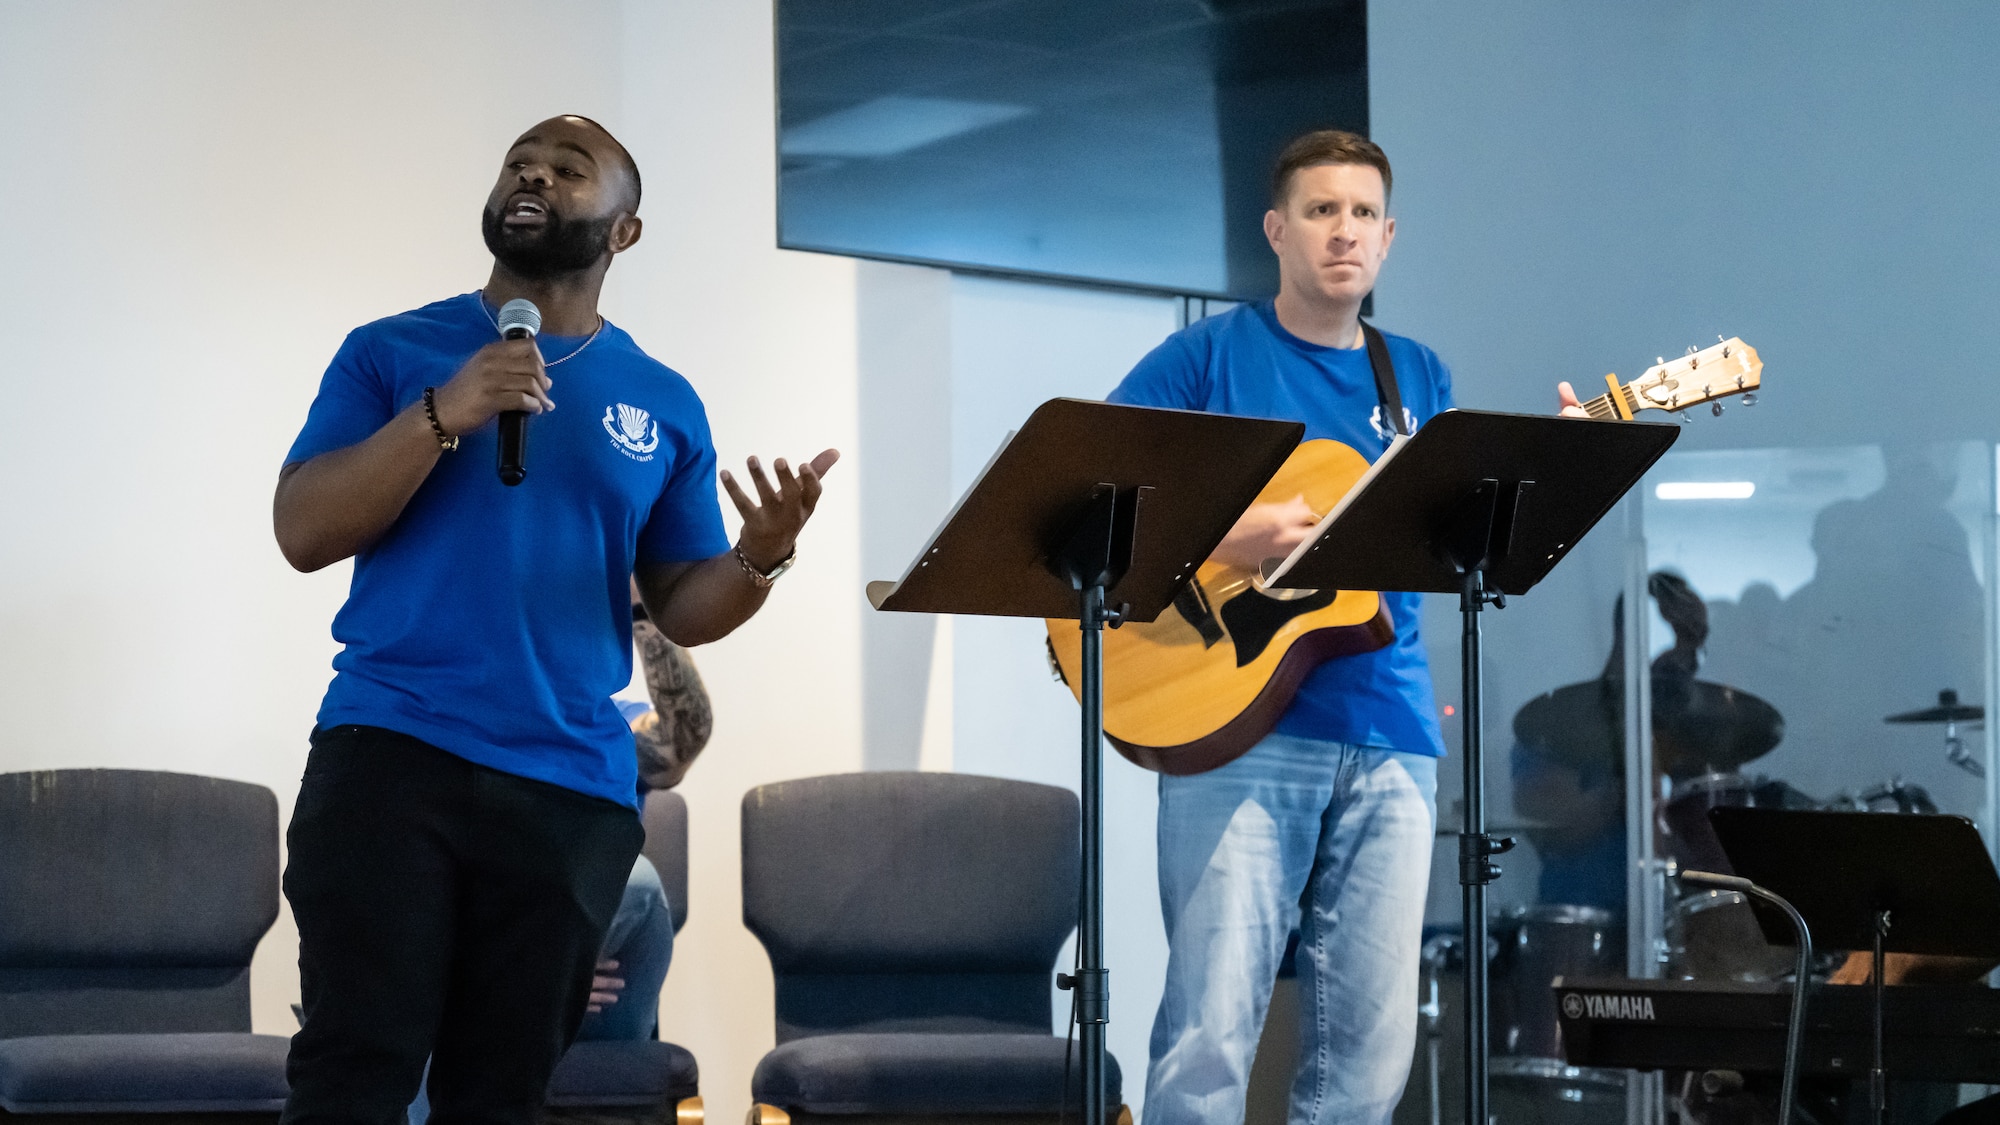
285, 292, 730, 806
1108, 300, 1453, 757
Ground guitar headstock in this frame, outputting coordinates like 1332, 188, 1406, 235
1626, 337, 1762, 414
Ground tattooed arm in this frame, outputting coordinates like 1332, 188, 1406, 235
630, 613, 714, 790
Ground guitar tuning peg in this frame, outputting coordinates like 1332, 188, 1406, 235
1686, 345, 1698, 355
1718, 335, 1726, 343
1657, 357, 1666, 366
1711, 401, 1725, 417
1677, 411, 1693, 424
1742, 393, 1758, 407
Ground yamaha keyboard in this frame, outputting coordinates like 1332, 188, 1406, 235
1555, 976, 2000, 1082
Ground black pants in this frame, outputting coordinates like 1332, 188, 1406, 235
280, 725, 643, 1125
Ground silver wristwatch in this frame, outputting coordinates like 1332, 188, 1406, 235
736, 545, 797, 588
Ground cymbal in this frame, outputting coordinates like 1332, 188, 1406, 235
1512, 680, 1619, 768
1654, 681, 1785, 777
1513, 677, 1785, 777
1885, 688, 1984, 725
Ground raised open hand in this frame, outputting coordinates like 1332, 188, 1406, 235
721, 448, 840, 571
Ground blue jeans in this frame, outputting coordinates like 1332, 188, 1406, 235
578, 856, 675, 1041
1145, 734, 1438, 1125
408, 856, 674, 1125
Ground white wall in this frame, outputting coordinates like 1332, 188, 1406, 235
940, 277, 1181, 1113
612, 5, 864, 1117
856, 262, 954, 771
0, 3, 862, 1120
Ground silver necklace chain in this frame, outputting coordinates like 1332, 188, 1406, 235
476, 291, 603, 367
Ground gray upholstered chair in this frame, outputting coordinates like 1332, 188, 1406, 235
741, 772, 1124, 1125
0, 768, 289, 1120
546, 787, 702, 1122
640, 787, 692, 937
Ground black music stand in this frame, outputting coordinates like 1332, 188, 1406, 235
867, 398, 1302, 1123
1713, 808, 2000, 1124
1266, 409, 1679, 1125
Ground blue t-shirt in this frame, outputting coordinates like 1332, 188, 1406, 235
1107, 300, 1453, 757
285, 293, 730, 806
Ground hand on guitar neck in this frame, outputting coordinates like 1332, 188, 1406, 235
1558, 339, 1762, 420
1555, 380, 1590, 418
1211, 494, 1319, 572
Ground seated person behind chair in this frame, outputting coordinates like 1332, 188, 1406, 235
590, 587, 712, 1036
410, 595, 710, 1123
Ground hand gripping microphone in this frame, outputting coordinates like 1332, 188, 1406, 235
495, 298, 542, 486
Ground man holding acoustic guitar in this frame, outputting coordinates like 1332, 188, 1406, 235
1103, 130, 1582, 1125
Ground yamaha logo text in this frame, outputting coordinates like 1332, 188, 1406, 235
1564, 992, 1656, 1021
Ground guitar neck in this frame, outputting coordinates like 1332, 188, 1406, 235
1579, 383, 1644, 421
1576, 339, 1763, 421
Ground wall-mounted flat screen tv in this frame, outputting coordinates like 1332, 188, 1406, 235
776, 0, 1368, 300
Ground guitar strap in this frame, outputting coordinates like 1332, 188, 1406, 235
1359, 320, 1408, 438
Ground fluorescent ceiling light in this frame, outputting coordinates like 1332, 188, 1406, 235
782, 96, 1032, 158
1655, 481, 1756, 500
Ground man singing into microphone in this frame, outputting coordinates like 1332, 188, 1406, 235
272, 115, 835, 1125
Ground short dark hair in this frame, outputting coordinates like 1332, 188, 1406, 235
1270, 130, 1391, 210
567, 114, 642, 213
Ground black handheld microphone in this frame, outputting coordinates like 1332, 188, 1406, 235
495, 298, 542, 486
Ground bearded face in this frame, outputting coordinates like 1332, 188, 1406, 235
481, 197, 617, 279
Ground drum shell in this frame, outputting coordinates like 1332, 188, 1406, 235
1489, 904, 1625, 1059
1667, 889, 1796, 982
1490, 1057, 1626, 1124
1659, 773, 1815, 876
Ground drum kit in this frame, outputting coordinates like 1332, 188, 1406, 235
1408, 682, 1984, 1125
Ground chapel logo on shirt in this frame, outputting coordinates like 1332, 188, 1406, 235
1369, 404, 1420, 442
602, 403, 661, 461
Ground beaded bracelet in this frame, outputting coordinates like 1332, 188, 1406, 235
422, 387, 458, 451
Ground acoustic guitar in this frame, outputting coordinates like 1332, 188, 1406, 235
1047, 337, 1764, 776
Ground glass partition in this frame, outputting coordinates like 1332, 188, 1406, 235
1396, 442, 1998, 1125
1643, 443, 1991, 819
1630, 440, 1995, 1123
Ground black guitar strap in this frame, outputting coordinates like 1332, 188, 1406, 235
1359, 320, 1408, 437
